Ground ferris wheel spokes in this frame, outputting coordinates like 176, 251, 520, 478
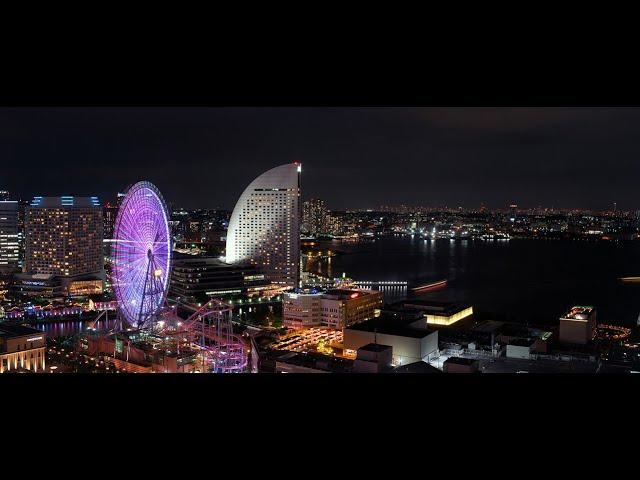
112, 181, 172, 330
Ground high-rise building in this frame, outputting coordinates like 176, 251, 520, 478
226, 163, 301, 288
0, 201, 20, 272
23, 197, 104, 294
102, 192, 127, 240
103, 202, 119, 239
325, 212, 342, 236
17, 200, 27, 266
302, 198, 328, 236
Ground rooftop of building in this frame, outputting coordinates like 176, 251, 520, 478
379, 308, 431, 322
271, 350, 354, 373
28, 196, 101, 208
285, 288, 381, 300
508, 338, 535, 348
481, 356, 599, 374
172, 253, 228, 264
394, 361, 442, 373
172, 253, 261, 270
396, 300, 472, 316
472, 320, 506, 334
471, 320, 553, 340
0, 323, 44, 338
285, 289, 324, 297
562, 306, 595, 320
323, 288, 380, 300
345, 312, 435, 339
443, 356, 479, 366
500, 323, 533, 338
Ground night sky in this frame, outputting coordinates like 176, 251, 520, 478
2, 107, 640, 211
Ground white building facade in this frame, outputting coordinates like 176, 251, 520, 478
226, 163, 301, 288
283, 289, 383, 330
283, 292, 323, 328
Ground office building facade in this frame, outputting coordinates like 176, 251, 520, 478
283, 288, 383, 330
170, 254, 271, 300
25, 196, 103, 277
17, 196, 104, 297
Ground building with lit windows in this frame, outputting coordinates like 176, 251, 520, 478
283, 291, 323, 328
283, 288, 383, 330
226, 163, 301, 288
0, 324, 46, 373
104, 192, 127, 239
0, 201, 20, 272
103, 202, 119, 239
321, 289, 384, 329
302, 198, 328, 236
19, 196, 104, 297
325, 213, 342, 236
170, 253, 270, 300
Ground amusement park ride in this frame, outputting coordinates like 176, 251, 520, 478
84, 181, 247, 373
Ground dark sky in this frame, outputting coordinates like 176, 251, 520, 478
2, 107, 640, 211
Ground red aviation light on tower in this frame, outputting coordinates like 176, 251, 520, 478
293, 160, 301, 173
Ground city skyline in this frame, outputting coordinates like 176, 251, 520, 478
4, 107, 640, 210
3, 106, 640, 378
3, 191, 639, 215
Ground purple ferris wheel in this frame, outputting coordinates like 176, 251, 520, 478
112, 181, 172, 329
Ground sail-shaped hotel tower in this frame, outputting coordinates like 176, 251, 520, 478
225, 163, 301, 288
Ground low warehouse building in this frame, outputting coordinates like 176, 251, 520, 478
506, 338, 534, 359
443, 357, 479, 373
353, 343, 393, 373
343, 312, 438, 366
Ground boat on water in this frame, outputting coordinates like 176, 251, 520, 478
618, 277, 640, 284
412, 279, 447, 293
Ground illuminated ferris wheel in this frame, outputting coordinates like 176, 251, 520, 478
112, 181, 172, 329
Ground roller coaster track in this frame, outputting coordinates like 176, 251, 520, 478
177, 298, 248, 373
